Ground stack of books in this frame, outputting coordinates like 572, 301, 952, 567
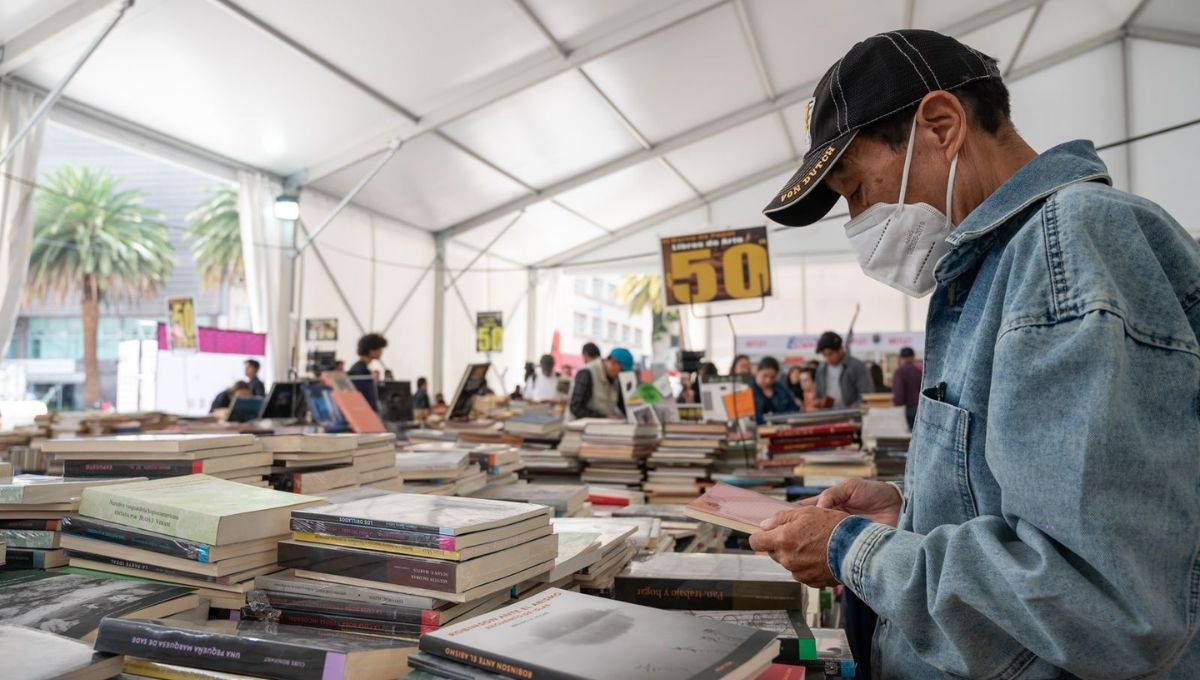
578, 421, 658, 489
464, 443, 525, 485
471, 482, 589, 517
95, 616, 414, 680
643, 425, 720, 504
0, 474, 140, 570
518, 446, 583, 483
863, 405, 911, 482
615, 552, 806, 611
349, 432, 400, 486
262, 434, 360, 495
557, 419, 586, 457
792, 449, 876, 489
393, 449, 482, 495
550, 517, 660, 591
63, 474, 322, 609
503, 410, 564, 445
274, 492, 558, 638
410, 588, 779, 679
613, 503, 729, 553
42, 434, 269, 487
543, 531, 603, 589
763, 420, 860, 468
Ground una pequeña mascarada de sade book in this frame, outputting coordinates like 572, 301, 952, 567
614, 552, 806, 610
78, 474, 323, 545
419, 587, 779, 680
95, 617, 412, 680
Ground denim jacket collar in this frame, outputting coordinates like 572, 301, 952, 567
935, 140, 1111, 283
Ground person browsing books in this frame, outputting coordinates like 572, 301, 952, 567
568, 348, 632, 420
209, 381, 251, 413
751, 356, 798, 424
525, 354, 564, 403
891, 347, 922, 429
746, 29, 1200, 680
814, 331, 874, 408
348, 333, 387, 377
412, 377, 431, 411
243, 359, 265, 397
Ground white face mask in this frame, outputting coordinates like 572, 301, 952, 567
844, 119, 958, 297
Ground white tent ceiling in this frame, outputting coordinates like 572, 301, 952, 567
2, 0, 1198, 271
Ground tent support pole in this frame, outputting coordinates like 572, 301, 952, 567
296, 219, 366, 336
294, 140, 400, 257
433, 237, 447, 394
526, 268, 538, 361
0, 0, 131, 168
380, 260, 435, 337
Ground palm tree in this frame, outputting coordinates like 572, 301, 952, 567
618, 274, 671, 341
185, 186, 241, 290
25, 166, 175, 407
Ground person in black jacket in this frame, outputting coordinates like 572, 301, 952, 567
243, 359, 265, 397
348, 333, 388, 376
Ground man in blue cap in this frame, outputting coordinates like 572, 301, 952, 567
568, 347, 632, 421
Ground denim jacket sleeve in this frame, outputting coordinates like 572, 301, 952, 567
829, 184, 1200, 679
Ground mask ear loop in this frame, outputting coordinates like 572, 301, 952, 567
896, 117, 919, 205
944, 154, 959, 227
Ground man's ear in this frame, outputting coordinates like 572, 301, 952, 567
915, 91, 967, 162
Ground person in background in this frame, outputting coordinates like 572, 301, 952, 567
562, 366, 574, 379
866, 361, 888, 392
349, 333, 388, 376
581, 342, 601, 363
786, 366, 806, 402
729, 354, 753, 377
431, 393, 448, 417
383, 369, 395, 381
510, 385, 524, 400
698, 362, 720, 381
751, 356, 799, 424
678, 373, 700, 404
798, 366, 818, 411
891, 347, 922, 429
413, 377, 431, 411
210, 380, 251, 413
814, 331, 875, 408
806, 358, 820, 374
333, 360, 345, 372
569, 347, 632, 420
526, 354, 563, 403
243, 359, 265, 397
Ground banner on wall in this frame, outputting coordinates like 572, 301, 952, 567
166, 297, 198, 351
476, 311, 503, 353
305, 318, 339, 342
660, 227, 772, 306
736, 332, 926, 359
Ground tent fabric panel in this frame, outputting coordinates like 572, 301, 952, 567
664, 113, 794, 194
556, 158, 698, 230
1014, 0, 1142, 69
1133, 0, 1200, 35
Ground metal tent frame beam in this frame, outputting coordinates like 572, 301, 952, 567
0, 0, 118, 76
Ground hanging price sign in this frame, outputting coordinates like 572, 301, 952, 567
476, 311, 504, 353
166, 297, 198, 351
661, 227, 773, 306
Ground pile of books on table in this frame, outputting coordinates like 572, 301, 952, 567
578, 420, 658, 490
615, 552, 806, 611
270, 492, 558, 640
0, 474, 139, 570
643, 422, 725, 504
470, 482, 589, 517
351, 432, 401, 487
863, 405, 911, 482
262, 433, 360, 495
503, 410, 563, 445
42, 434, 270, 487
613, 503, 730, 553
549, 516, 665, 593
394, 447, 485, 496
519, 446, 583, 483
408, 587, 780, 679
61, 474, 321, 609
464, 443, 525, 485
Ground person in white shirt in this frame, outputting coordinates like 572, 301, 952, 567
525, 354, 563, 403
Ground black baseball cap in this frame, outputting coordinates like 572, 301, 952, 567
764, 30, 1001, 227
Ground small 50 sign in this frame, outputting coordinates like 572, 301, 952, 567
660, 227, 772, 306
476, 311, 504, 353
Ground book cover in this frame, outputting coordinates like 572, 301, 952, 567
259, 434, 358, 454
614, 553, 805, 610
470, 484, 587, 515
768, 423, 859, 439
684, 483, 795, 534
274, 609, 428, 638
63, 549, 272, 585
291, 493, 552, 536
61, 515, 287, 564
62, 451, 273, 478
254, 570, 440, 610
41, 434, 255, 454
78, 475, 323, 545
291, 523, 553, 562
0, 624, 125, 680
1, 547, 68, 569
259, 589, 439, 625
331, 391, 387, 434
95, 617, 413, 680
0, 529, 59, 549
0, 571, 195, 640
0, 475, 145, 505
419, 588, 778, 680
684, 610, 814, 662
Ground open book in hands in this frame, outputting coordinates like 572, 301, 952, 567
685, 482, 796, 534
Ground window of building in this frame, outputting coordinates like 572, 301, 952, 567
606, 283, 617, 300
607, 321, 617, 340
635, 329, 644, 346
573, 278, 586, 294
591, 316, 602, 338
622, 325, 631, 342
592, 278, 604, 298
573, 313, 586, 336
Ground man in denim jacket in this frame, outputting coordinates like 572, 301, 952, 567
750, 29, 1199, 679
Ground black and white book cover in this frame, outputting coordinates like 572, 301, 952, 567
615, 553, 805, 610
293, 493, 550, 535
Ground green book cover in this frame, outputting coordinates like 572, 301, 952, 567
78, 474, 322, 545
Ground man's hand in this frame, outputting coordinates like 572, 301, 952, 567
799, 478, 902, 527
749, 506, 850, 587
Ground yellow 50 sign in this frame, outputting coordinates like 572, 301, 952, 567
476, 312, 504, 353
661, 227, 773, 306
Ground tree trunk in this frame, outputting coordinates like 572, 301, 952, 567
81, 274, 101, 408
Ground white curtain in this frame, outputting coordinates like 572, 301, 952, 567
237, 171, 290, 382
0, 82, 46, 358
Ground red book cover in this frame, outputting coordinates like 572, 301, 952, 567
767, 422, 859, 439
330, 391, 386, 434
768, 436, 855, 453
684, 482, 796, 534
756, 664, 806, 679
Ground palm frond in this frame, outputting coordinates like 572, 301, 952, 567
185, 186, 242, 290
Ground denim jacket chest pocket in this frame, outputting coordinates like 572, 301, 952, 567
908, 392, 978, 529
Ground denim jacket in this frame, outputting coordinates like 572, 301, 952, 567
827, 141, 1200, 679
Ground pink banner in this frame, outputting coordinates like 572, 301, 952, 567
157, 323, 267, 356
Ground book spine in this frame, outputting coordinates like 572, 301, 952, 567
0, 548, 41, 569
418, 637, 559, 680
293, 532, 461, 560
276, 542, 458, 592
0, 529, 58, 549
61, 516, 211, 562
289, 518, 457, 549
63, 460, 200, 477
94, 618, 333, 680
769, 423, 858, 438
289, 510, 453, 537
65, 550, 224, 583
275, 609, 430, 637
613, 578, 806, 610
79, 488, 220, 545
254, 575, 435, 609
0, 519, 60, 530
261, 590, 429, 624
768, 437, 855, 453
0, 486, 27, 503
